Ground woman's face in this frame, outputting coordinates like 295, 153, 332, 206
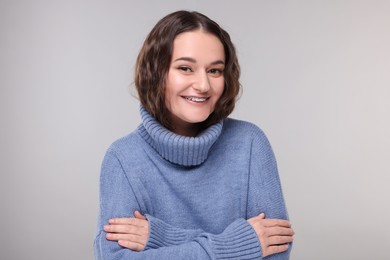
165, 30, 225, 136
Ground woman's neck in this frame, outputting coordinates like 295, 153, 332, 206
170, 121, 203, 137
167, 113, 205, 137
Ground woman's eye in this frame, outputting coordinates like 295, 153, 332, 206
178, 66, 192, 72
208, 68, 223, 75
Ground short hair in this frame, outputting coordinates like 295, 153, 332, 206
135, 10, 241, 130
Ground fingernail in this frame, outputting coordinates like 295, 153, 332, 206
104, 225, 109, 230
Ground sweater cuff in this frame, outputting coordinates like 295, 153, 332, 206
144, 214, 203, 250
206, 218, 262, 259
145, 216, 262, 259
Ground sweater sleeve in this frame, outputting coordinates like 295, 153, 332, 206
94, 149, 262, 260
246, 127, 292, 259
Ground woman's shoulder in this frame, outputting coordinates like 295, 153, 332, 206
221, 118, 274, 154
223, 118, 267, 138
104, 127, 144, 158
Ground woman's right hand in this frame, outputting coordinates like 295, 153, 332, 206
247, 213, 294, 257
104, 211, 149, 251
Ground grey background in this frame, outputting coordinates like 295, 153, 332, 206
1, 0, 389, 259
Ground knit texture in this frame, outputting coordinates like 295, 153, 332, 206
94, 107, 291, 259
138, 106, 223, 166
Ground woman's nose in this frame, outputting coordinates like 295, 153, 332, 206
192, 72, 210, 93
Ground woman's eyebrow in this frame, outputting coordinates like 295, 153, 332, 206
174, 57, 225, 65
210, 60, 225, 65
174, 57, 196, 63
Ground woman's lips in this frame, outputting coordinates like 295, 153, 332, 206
182, 96, 210, 103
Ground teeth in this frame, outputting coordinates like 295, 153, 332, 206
185, 96, 208, 102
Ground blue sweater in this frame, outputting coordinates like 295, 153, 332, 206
94, 107, 290, 259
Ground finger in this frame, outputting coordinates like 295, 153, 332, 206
266, 226, 295, 237
104, 224, 148, 235
109, 217, 146, 227
106, 232, 146, 244
134, 211, 146, 220
252, 213, 265, 220
264, 243, 289, 257
118, 240, 145, 251
261, 218, 291, 228
247, 213, 265, 223
267, 235, 294, 246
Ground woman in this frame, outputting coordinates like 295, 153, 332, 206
94, 10, 294, 259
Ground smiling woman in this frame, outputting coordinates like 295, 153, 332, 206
165, 30, 225, 136
94, 10, 294, 260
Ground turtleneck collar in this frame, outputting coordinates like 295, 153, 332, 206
137, 106, 223, 167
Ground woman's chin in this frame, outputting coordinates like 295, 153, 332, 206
184, 115, 210, 124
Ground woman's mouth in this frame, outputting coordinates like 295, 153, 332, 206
182, 96, 210, 103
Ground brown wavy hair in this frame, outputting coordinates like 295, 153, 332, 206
135, 10, 241, 130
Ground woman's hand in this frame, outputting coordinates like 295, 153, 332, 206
104, 211, 149, 251
247, 213, 294, 257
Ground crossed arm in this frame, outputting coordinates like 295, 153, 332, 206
105, 211, 294, 258
95, 151, 269, 259
96, 131, 294, 259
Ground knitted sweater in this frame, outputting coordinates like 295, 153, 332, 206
94, 107, 291, 259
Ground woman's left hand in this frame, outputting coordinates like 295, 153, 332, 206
104, 211, 149, 251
